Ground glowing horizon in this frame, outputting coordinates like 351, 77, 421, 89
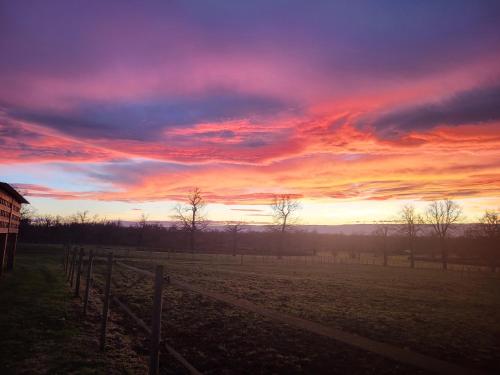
1, 1, 499, 224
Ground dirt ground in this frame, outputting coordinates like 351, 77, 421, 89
93, 253, 500, 374
4, 247, 498, 374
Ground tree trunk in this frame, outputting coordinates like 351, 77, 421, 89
383, 251, 388, 267
277, 233, 283, 259
441, 237, 448, 270
190, 209, 196, 253
409, 238, 415, 269
189, 229, 195, 253
232, 236, 237, 257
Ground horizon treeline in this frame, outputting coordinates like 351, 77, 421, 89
19, 209, 498, 268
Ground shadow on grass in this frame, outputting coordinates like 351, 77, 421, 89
0, 252, 107, 374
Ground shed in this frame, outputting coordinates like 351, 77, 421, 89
0, 182, 29, 275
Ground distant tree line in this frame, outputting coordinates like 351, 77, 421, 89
18, 191, 499, 270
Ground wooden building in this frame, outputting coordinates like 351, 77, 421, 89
0, 182, 29, 275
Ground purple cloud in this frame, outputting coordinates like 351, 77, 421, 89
369, 83, 500, 136
4, 90, 295, 141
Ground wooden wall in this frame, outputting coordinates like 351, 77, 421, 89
0, 189, 21, 234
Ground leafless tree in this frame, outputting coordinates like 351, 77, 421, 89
36, 214, 57, 227
477, 210, 499, 271
373, 222, 392, 266
68, 210, 98, 224
174, 188, 207, 252
399, 205, 422, 268
425, 199, 463, 270
271, 194, 300, 258
137, 213, 149, 247
19, 205, 36, 226
75, 210, 90, 224
225, 221, 245, 256
478, 210, 499, 238
137, 213, 148, 228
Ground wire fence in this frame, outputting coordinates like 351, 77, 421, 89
81, 245, 499, 275
63, 246, 202, 375
61, 244, 493, 375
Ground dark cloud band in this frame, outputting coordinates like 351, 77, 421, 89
371, 83, 500, 135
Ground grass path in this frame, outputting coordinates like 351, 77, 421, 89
0, 252, 147, 374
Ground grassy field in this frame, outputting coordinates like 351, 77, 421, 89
0, 250, 108, 374
89, 251, 499, 374
0, 246, 148, 375
93, 263, 423, 374
5, 245, 498, 373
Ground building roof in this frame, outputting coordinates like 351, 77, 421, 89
0, 182, 29, 204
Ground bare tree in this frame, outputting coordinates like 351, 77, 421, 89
225, 221, 245, 256
477, 210, 499, 271
36, 214, 57, 228
174, 188, 207, 252
399, 205, 422, 268
271, 194, 300, 258
425, 199, 463, 270
478, 210, 499, 238
137, 213, 149, 248
373, 222, 392, 266
75, 210, 90, 224
19, 205, 36, 227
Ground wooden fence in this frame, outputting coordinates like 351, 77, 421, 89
60, 245, 490, 375
62, 245, 201, 375
83, 246, 498, 275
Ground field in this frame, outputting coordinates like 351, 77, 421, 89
87, 250, 500, 374
0, 248, 151, 374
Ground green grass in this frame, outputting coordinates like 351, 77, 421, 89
0, 251, 108, 374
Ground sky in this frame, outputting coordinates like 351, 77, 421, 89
1, 0, 499, 224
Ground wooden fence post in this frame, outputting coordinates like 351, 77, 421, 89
64, 246, 70, 275
100, 253, 113, 351
149, 265, 164, 375
69, 248, 77, 286
66, 248, 72, 281
6, 233, 18, 271
83, 250, 94, 315
0, 233, 7, 277
75, 248, 84, 297
63, 246, 67, 274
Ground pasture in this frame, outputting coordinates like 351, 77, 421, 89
85, 249, 500, 374
0, 249, 147, 374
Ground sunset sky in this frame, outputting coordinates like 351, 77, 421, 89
1, 1, 499, 224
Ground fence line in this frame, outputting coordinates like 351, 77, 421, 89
149, 265, 163, 375
86, 246, 498, 275
99, 253, 113, 351
83, 250, 94, 315
112, 295, 202, 375
62, 249, 201, 375
117, 260, 486, 375
74, 248, 84, 297
68, 248, 76, 284
64, 246, 70, 274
